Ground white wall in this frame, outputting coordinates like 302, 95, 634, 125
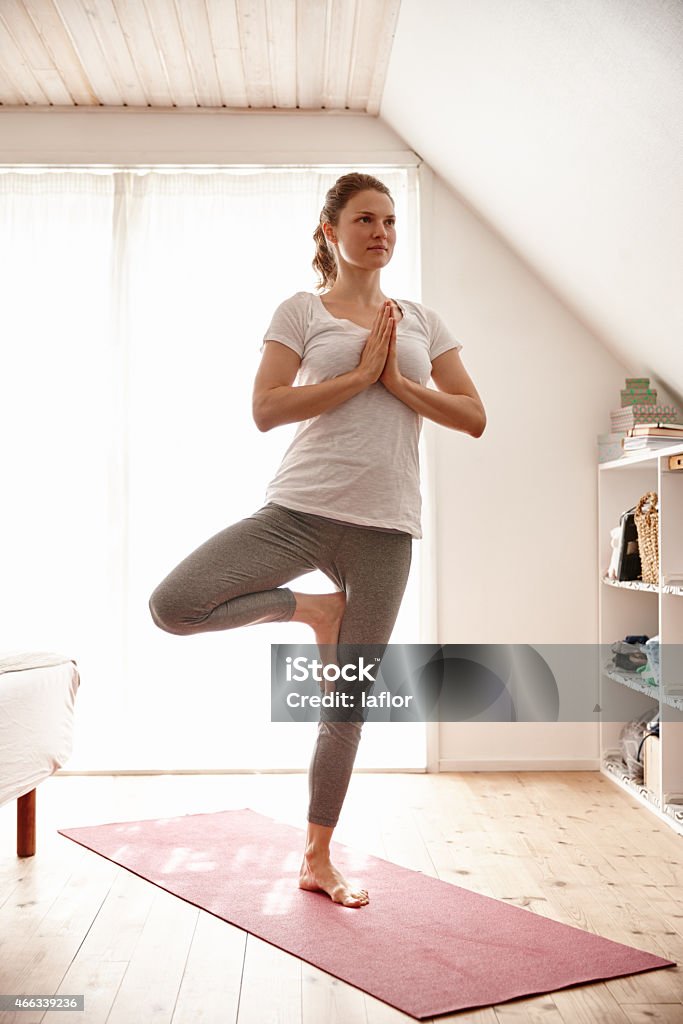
419, 165, 680, 768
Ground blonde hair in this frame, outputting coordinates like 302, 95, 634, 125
312, 173, 394, 292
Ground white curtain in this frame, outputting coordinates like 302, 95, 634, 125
0, 166, 427, 770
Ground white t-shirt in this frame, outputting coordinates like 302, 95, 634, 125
259, 291, 463, 539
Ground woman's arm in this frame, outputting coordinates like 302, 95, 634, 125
253, 303, 395, 432
380, 327, 487, 437
252, 341, 369, 432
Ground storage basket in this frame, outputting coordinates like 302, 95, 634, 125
634, 491, 659, 584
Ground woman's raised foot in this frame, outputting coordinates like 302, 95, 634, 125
290, 590, 346, 648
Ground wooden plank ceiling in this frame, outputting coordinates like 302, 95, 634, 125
0, 0, 401, 112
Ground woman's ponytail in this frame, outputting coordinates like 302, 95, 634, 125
312, 222, 338, 293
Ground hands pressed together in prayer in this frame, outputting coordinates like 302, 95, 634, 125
356, 300, 402, 391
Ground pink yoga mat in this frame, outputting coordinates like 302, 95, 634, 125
58, 808, 675, 1019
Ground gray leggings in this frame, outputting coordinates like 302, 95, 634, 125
148, 502, 412, 827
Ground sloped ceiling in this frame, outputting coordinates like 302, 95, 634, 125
0, 0, 680, 402
380, 0, 683, 404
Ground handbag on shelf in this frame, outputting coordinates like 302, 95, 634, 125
634, 491, 659, 584
616, 505, 642, 581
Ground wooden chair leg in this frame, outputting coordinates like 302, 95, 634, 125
17, 789, 36, 857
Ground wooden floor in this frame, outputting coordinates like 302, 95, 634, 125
0, 770, 682, 1024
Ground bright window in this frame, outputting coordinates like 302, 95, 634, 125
0, 166, 427, 770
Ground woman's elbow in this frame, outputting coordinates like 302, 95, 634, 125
252, 395, 273, 432
471, 405, 487, 438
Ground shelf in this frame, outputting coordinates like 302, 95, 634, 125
602, 664, 659, 700
602, 664, 683, 712
600, 442, 683, 470
662, 798, 683, 829
599, 449, 683, 836
601, 576, 658, 593
601, 575, 683, 596
662, 691, 683, 713
601, 754, 683, 836
602, 752, 660, 808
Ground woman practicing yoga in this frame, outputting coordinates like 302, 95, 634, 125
148, 172, 486, 908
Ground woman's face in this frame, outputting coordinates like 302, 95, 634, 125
325, 189, 396, 272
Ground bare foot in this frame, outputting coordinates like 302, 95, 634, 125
290, 591, 346, 649
299, 848, 369, 908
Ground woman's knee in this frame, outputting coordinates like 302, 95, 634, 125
148, 583, 191, 635
317, 718, 363, 749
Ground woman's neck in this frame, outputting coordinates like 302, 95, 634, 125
324, 268, 388, 307
324, 286, 388, 307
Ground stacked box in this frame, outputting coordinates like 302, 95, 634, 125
621, 389, 657, 406
610, 405, 679, 431
598, 443, 625, 463
598, 432, 626, 460
620, 377, 657, 406
597, 431, 627, 463
597, 432, 627, 444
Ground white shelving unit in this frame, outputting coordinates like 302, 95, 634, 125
598, 441, 683, 836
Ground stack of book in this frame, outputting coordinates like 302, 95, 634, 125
623, 422, 683, 452
598, 377, 682, 463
